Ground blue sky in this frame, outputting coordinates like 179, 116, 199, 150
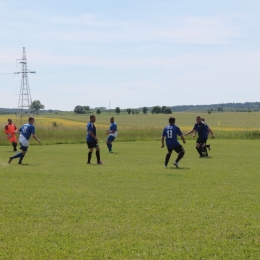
0, 0, 259, 110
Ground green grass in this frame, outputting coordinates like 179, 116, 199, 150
1, 140, 260, 259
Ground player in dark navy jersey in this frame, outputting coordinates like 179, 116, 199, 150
86, 115, 103, 164
8, 117, 41, 164
161, 117, 186, 168
185, 116, 214, 157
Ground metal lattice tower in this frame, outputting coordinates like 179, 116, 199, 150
14, 47, 36, 122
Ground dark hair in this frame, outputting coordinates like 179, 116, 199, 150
90, 115, 95, 120
169, 117, 175, 124
196, 116, 201, 119
28, 117, 34, 122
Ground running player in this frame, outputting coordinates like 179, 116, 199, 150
86, 115, 103, 164
8, 117, 41, 164
106, 117, 117, 153
185, 116, 214, 157
4, 118, 18, 151
161, 117, 186, 168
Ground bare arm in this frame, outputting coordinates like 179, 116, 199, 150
161, 136, 165, 148
180, 135, 186, 144
185, 129, 195, 136
32, 134, 41, 143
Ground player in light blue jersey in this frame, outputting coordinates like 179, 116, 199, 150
106, 117, 117, 153
161, 117, 186, 168
9, 117, 41, 164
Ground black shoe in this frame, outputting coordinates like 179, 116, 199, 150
13, 149, 17, 152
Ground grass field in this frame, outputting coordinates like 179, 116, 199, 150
1, 140, 260, 259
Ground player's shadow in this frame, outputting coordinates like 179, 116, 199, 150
19, 164, 39, 166
168, 167, 190, 170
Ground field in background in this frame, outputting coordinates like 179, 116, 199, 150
1, 112, 260, 145
1, 141, 260, 259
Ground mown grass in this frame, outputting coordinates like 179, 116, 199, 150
1, 140, 260, 259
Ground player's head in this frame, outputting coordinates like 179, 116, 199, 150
8, 118, 12, 124
28, 117, 35, 124
110, 117, 114, 123
169, 117, 175, 124
201, 118, 205, 122
196, 116, 202, 123
90, 115, 96, 122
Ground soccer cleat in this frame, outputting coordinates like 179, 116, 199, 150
97, 161, 104, 165
8, 157, 13, 164
207, 145, 211, 151
173, 162, 179, 168
86, 162, 91, 164
108, 151, 113, 153
164, 165, 167, 168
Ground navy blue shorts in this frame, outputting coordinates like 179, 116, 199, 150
167, 144, 183, 154
20, 143, 28, 151
107, 135, 115, 143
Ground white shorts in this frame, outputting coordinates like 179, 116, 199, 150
19, 135, 29, 147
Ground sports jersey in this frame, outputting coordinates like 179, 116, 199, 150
4, 124, 17, 143
162, 124, 182, 147
109, 122, 118, 137
86, 122, 96, 142
19, 123, 35, 140
193, 122, 208, 139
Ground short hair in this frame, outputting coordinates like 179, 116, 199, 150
196, 116, 201, 119
90, 115, 95, 120
28, 116, 34, 122
201, 118, 205, 121
169, 117, 175, 124
8, 118, 12, 121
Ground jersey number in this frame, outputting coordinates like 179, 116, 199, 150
167, 130, 172, 138
23, 126, 27, 133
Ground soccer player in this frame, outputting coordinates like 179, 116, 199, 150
106, 117, 117, 153
185, 116, 214, 157
8, 117, 41, 164
192, 118, 215, 154
86, 115, 103, 164
4, 118, 18, 151
161, 117, 186, 168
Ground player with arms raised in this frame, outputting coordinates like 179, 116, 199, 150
9, 117, 41, 164
161, 117, 186, 168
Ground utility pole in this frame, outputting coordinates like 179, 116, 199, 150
14, 47, 36, 123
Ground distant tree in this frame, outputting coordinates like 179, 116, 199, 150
115, 107, 121, 115
217, 106, 222, 112
131, 109, 135, 115
142, 107, 148, 114
162, 106, 172, 114
151, 106, 161, 114
74, 105, 84, 114
126, 108, 132, 115
207, 109, 211, 114
96, 109, 101, 116
135, 110, 139, 114
83, 106, 90, 112
30, 100, 45, 114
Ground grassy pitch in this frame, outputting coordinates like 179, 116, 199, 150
1, 140, 260, 259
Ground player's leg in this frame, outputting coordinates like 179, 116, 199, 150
87, 142, 94, 164
174, 146, 185, 165
9, 144, 27, 164
196, 141, 203, 157
106, 136, 115, 152
95, 145, 103, 164
201, 139, 208, 157
164, 147, 173, 167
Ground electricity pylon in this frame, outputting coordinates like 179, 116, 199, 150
14, 47, 36, 122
